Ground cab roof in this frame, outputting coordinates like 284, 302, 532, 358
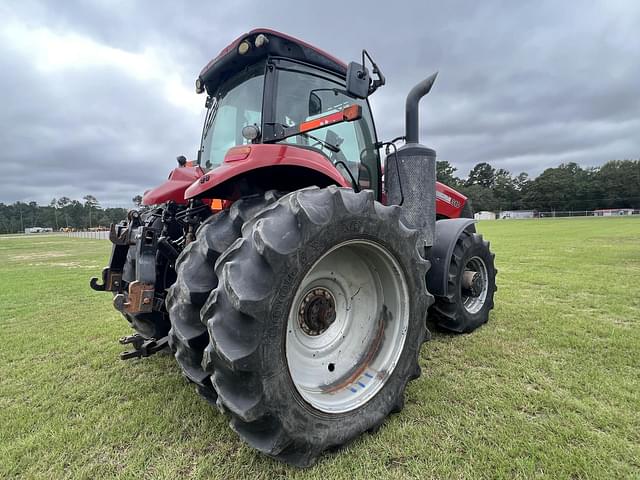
198, 29, 348, 95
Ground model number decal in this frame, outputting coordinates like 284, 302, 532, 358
436, 190, 461, 208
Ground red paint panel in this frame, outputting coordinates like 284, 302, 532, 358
142, 165, 204, 206
185, 144, 350, 200
435, 181, 467, 218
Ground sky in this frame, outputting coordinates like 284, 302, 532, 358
1, 0, 638, 206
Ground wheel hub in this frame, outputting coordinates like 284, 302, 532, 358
462, 270, 484, 297
298, 288, 336, 336
461, 256, 489, 314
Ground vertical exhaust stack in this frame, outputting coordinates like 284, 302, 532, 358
385, 73, 438, 251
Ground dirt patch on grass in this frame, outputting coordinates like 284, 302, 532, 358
12, 252, 68, 261
27, 261, 99, 269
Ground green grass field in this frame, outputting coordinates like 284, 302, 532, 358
1, 217, 639, 479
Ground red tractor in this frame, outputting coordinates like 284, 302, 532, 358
91, 29, 496, 466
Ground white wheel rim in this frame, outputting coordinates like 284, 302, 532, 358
286, 240, 410, 414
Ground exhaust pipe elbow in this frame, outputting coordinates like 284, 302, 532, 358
405, 72, 438, 144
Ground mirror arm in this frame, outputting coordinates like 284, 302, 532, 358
363, 49, 385, 95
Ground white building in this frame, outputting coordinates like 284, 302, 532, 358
499, 210, 536, 219
474, 211, 496, 220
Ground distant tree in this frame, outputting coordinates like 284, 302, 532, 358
0, 198, 128, 233
83, 195, 99, 208
57, 197, 71, 208
50, 198, 59, 229
436, 160, 461, 188
98, 214, 112, 227
83, 195, 99, 228
514, 172, 530, 191
493, 169, 519, 211
522, 162, 593, 211
104, 207, 128, 224
69, 200, 85, 228
459, 184, 499, 212
27, 201, 39, 227
0, 203, 9, 233
466, 162, 496, 189
593, 160, 640, 209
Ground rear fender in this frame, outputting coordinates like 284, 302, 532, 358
142, 165, 204, 206
427, 218, 477, 296
185, 144, 350, 200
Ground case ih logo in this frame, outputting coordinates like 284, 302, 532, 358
200, 174, 210, 184
436, 190, 461, 208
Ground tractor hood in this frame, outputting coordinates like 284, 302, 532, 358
142, 164, 204, 206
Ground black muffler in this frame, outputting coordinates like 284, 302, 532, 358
384, 73, 438, 251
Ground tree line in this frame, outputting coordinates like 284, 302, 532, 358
438, 159, 640, 213
0, 196, 133, 234
1, 159, 638, 233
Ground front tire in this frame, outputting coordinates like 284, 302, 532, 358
430, 230, 497, 333
201, 187, 433, 466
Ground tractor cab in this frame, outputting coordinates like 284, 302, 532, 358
194, 29, 382, 199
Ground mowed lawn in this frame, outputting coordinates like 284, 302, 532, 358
1, 217, 639, 479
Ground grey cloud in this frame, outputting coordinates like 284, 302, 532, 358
0, 0, 638, 204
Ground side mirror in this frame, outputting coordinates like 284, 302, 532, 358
308, 92, 322, 116
346, 62, 370, 99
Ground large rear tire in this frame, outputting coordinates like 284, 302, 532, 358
430, 230, 497, 333
165, 192, 279, 403
201, 186, 433, 466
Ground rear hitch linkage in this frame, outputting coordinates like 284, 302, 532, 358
90, 210, 164, 316
89, 211, 141, 293
119, 334, 168, 360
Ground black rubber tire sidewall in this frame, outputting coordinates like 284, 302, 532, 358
434, 232, 496, 333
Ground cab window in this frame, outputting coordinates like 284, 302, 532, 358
273, 63, 379, 192
201, 63, 265, 169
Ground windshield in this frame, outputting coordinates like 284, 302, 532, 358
273, 62, 379, 191
200, 62, 265, 169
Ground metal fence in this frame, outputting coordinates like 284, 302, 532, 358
65, 230, 110, 240
537, 210, 640, 218
494, 209, 640, 219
